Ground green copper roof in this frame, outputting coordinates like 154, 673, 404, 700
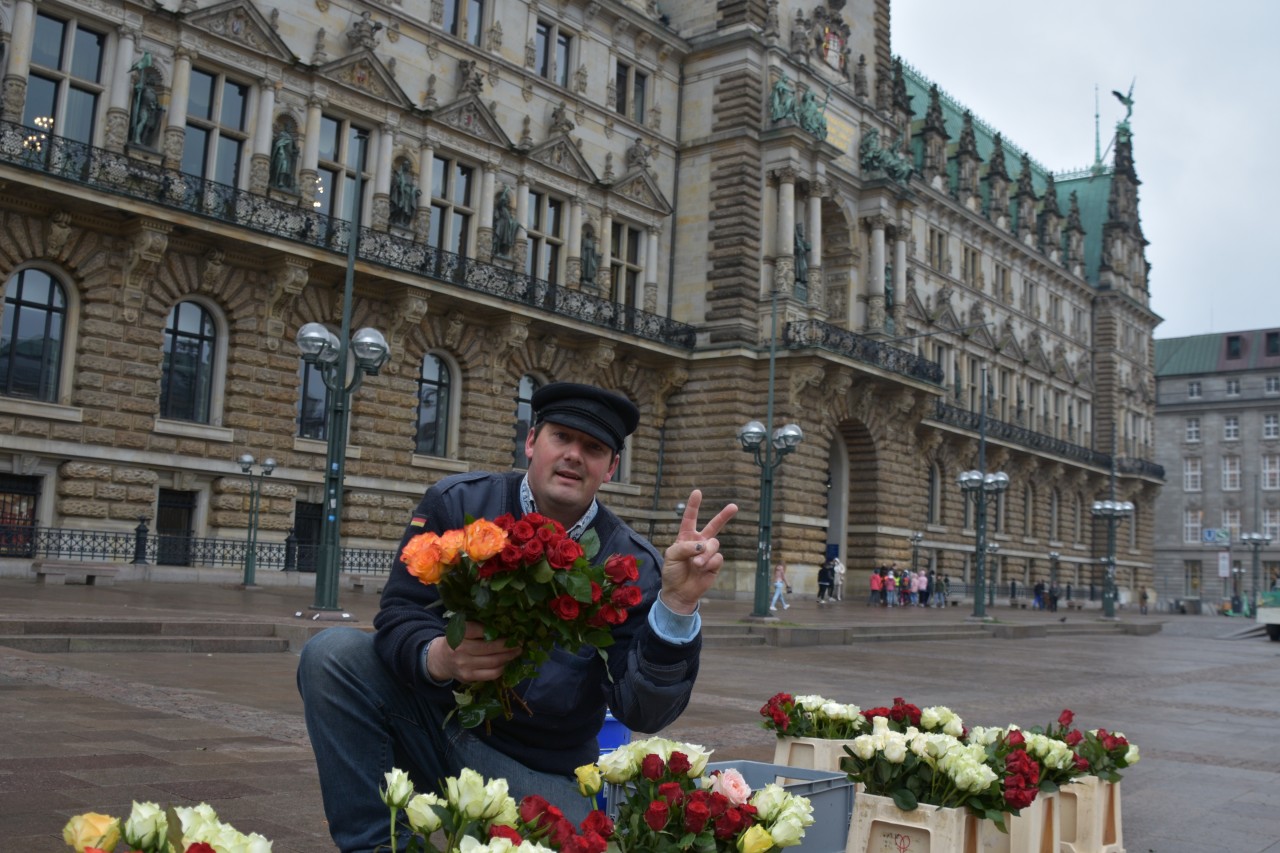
898, 59, 1116, 286
1156, 329, 1280, 376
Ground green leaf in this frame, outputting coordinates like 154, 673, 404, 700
445, 611, 466, 648
891, 789, 918, 811
474, 585, 491, 609
533, 561, 554, 584
457, 704, 488, 729
579, 528, 601, 561
562, 571, 592, 601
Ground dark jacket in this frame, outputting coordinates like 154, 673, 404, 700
373, 471, 701, 776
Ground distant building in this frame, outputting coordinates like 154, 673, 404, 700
0, 0, 1160, 600
1153, 329, 1280, 609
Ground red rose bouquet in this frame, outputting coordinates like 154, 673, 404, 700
401, 512, 643, 729
1034, 709, 1140, 783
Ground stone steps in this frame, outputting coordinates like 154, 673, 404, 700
0, 616, 303, 654
0, 634, 292, 653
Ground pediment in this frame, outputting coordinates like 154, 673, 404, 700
1026, 336, 1052, 374
610, 169, 671, 214
999, 333, 1026, 364
317, 51, 412, 110
931, 304, 961, 331
183, 0, 296, 62
966, 319, 997, 351
431, 94, 513, 147
528, 134, 598, 184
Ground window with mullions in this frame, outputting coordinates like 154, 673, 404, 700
430, 155, 474, 258
0, 474, 40, 558
181, 69, 249, 187
610, 223, 642, 307
615, 61, 647, 123
525, 190, 564, 283
513, 374, 541, 470
297, 361, 331, 439
445, 0, 484, 46
23, 13, 105, 145
535, 20, 572, 88
315, 116, 370, 223
415, 354, 452, 457
1, 268, 66, 402
159, 301, 216, 423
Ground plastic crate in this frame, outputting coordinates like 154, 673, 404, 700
606, 759, 854, 853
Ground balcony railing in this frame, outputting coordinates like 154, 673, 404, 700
1116, 457, 1165, 480
0, 524, 396, 575
933, 401, 1114, 468
785, 319, 945, 384
0, 120, 696, 349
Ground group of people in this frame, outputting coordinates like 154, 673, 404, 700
867, 563, 950, 608
1030, 580, 1063, 612
768, 555, 847, 610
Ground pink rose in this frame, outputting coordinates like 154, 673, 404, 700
707, 767, 752, 805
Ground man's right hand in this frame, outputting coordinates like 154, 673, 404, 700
426, 621, 522, 683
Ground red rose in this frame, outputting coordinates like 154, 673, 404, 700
185, 845, 217, 853
599, 605, 628, 625
550, 594, 580, 621
498, 543, 523, 567
519, 795, 552, 824
547, 817, 576, 847
547, 537, 585, 569
658, 781, 685, 805
707, 791, 730, 817
604, 553, 640, 584
589, 581, 603, 603
1004, 783, 1037, 810
489, 825, 524, 844
493, 513, 516, 530
684, 798, 712, 834
1007, 729, 1026, 747
1065, 729, 1084, 747
668, 751, 692, 775
524, 512, 549, 528
713, 807, 745, 839
644, 800, 670, 831
641, 753, 666, 780
511, 519, 537, 543
576, 831, 608, 853
1057, 709, 1075, 728
521, 538, 545, 562
536, 526, 558, 544
581, 810, 614, 838
1073, 754, 1091, 772
610, 585, 643, 608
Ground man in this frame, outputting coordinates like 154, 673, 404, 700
830, 555, 846, 601
297, 383, 737, 852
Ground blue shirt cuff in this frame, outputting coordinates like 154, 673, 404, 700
648, 593, 700, 644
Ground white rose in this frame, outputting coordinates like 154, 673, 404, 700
769, 815, 806, 848
851, 734, 877, 761
883, 734, 908, 764
795, 694, 826, 712
871, 716, 890, 737
381, 767, 415, 809
406, 793, 444, 833
1124, 744, 1141, 764
123, 801, 167, 852
448, 768, 489, 819
749, 783, 787, 820
240, 831, 274, 853
943, 716, 965, 738
597, 743, 640, 783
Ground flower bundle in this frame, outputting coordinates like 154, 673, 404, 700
758, 692, 866, 739
1035, 709, 1141, 783
401, 513, 643, 729
62, 802, 271, 853
578, 736, 814, 853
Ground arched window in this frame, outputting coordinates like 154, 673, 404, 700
926, 462, 941, 525
513, 374, 541, 469
416, 353, 452, 456
1049, 488, 1061, 541
298, 360, 331, 439
1, 268, 66, 401
159, 301, 216, 423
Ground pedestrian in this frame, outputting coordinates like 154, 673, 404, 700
1048, 580, 1060, 613
817, 558, 835, 604
886, 565, 898, 607
831, 555, 846, 601
880, 566, 889, 607
1140, 587, 1149, 615
297, 382, 737, 851
1033, 580, 1046, 611
914, 568, 928, 606
923, 570, 933, 608
868, 565, 882, 606
770, 558, 791, 611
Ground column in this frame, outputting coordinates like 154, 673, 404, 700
250, 78, 276, 193
867, 214, 886, 332
1, 0, 37, 122
161, 47, 195, 167
300, 97, 322, 207
644, 224, 660, 313
99, 26, 138, 149
807, 181, 824, 308
599, 208, 614, 295
567, 196, 583, 286
775, 168, 796, 295
892, 222, 908, 329
514, 176, 530, 273
478, 164, 496, 260
372, 124, 393, 229
416, 137, 435, 240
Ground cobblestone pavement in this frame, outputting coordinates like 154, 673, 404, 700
2, 578, 1277, 852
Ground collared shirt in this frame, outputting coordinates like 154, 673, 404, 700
519, 475, 698, 643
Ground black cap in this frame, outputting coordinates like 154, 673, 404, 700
531, 382, 640, 453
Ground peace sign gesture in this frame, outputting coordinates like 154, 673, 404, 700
660, 489, 738, 615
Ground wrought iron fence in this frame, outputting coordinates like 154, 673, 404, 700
784, 320, 945, 384
1116, 457, 1165, 480
933, 401, 1114, 468
0, 524, 396, 575
0, 120, 697, 349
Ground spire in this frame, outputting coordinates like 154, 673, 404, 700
1092, 84, 1105, 176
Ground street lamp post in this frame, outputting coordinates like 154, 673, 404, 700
739, 287, 803, 619
956, 365, 1009, 620
296, 137, 390, 617
237, 453, 276, 587
910, 531, 923, 574
1241, 532, 1272, 617
1092, 436, 1134, 620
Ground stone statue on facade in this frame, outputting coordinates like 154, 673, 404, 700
797, 88, 828, 139
581, 226, 600, 284
389, 161, 419, 226
492, 183, 517, 256
347, 11, 383, 50
626, 136, 654, 171
794, 223, 810, 285
549, 101, 575, 135
128, 53, 162, 148
769, 72, 797, 123
269, 127, 297, 190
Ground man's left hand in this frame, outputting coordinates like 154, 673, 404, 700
660, 489, 737, 615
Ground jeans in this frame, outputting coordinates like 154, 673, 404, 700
769, 579, 788, 608
297, 628, 587, 853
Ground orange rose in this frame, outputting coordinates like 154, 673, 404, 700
438, 528, 466, 564
464, 518, 509, 562
402, 532, 449, 584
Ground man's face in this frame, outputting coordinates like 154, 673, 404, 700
524, 422, 619, 525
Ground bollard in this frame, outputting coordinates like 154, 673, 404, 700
131, 517, 149, 565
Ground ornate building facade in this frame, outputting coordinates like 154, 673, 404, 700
0, 0, 1161, 599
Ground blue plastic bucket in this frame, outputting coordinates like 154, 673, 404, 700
595, 711, 630, 810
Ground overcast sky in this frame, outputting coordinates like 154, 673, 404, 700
891, 0, 1278, 341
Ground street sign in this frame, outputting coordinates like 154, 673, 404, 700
1202, 528, 1230, 546
1218, 551, 1231, 578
